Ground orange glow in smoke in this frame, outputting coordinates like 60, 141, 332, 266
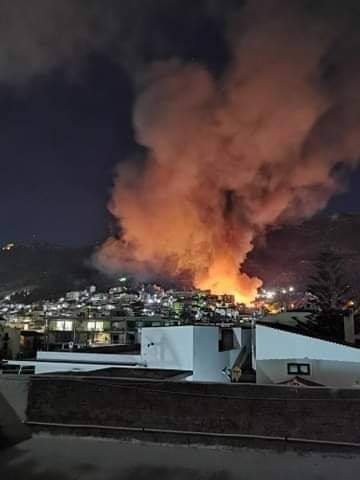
195, 253, 262, 305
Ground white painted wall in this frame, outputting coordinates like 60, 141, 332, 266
256, 358, 360, 387
193, 327, 223, 382
34, 362, 123, 375
141, 326, 243, 382
36, 351, 141, 365
256, 325, 360, 362
192, 326, 242, 382
256, 325, 360, 387
141, 326, 194, 371
233, 327, 244, 348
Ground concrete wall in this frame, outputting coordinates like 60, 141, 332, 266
7, 350, 142, 375
4, 360, 145, 375
193, 327, 242, 382
0, 376, 29, 421
0, 388, 31, 447
257, 358, 360, 387
193, 327, 224, 382
141, 326, 194, 371
256, 325, 360, 362
141, 326, 243, 382
256, 325, 360, 386
26, 376, 360, 443
36, 351, 141, 365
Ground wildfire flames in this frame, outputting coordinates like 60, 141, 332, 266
195, 254, 262, 304
96, 1, 360, 304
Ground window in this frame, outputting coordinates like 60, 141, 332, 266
2, 364, 20, 374
87, 321, 104, 331
111, 321, 125, 331
55, 321, 73, 331
20, 366, 35, 375
287, 363, 311, 375
219, 329, 234, 351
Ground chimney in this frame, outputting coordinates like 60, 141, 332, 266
344, 310, 355, 344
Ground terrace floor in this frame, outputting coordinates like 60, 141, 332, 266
1, 433, 360, 480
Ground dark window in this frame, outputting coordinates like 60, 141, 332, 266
127, 333, 136, 344
219, 329, 234, 351
1, 364, 20, 374
287, 363, 311, 375
19, 366, 35, 375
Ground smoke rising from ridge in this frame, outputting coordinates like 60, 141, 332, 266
96, 0, 360, 303
2, 1, 359, 303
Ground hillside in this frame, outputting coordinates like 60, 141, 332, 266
245, 213, 360, 289
1, 213, 360, 300
0, 242, 110, 301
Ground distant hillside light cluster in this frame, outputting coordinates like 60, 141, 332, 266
2, 242, 15, 252
95, 1, 360, 304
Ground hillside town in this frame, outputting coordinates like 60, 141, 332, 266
0, 278, 315, 360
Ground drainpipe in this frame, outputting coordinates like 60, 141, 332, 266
344, 309, 355, 344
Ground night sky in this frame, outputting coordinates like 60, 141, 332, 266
1, 0, 360, 247
0, 57, 135, 245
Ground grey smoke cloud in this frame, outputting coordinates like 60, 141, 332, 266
0, 0, 238, 83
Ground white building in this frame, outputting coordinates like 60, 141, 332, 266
65, 291, 80, 302
256, 324, 360, 387
5, 323, 360, 388
141, 325, 249, 382
4, 326, 250, 383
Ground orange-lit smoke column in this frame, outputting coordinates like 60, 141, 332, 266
97, 2, 360, 304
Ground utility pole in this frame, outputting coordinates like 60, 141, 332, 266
72, 317, 77, 346
44, 311, 49, 351
344, 304, 359, 344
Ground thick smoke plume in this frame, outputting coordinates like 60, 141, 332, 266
4, 1, 359, 302
97, 1, 360, 303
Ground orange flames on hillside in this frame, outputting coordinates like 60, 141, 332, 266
195, 254, 262, 305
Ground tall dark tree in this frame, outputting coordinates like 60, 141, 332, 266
296, 251, 351, 341
308, 251, 351, 310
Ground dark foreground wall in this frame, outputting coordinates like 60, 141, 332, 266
0, 390, 31, 449
26, 376, 360, 444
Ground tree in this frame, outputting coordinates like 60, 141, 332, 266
307, 251, 350, 310
295, 251, 351, 341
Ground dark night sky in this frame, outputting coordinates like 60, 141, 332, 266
0, 0, 360, 247
0, 57, 135, 246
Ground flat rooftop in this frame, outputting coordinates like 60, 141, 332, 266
47, 367, 192, 380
